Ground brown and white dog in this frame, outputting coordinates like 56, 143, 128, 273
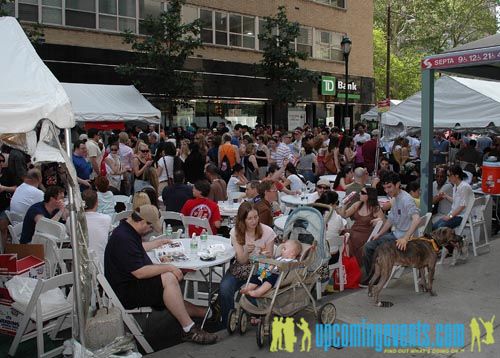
368, 227, 464, 307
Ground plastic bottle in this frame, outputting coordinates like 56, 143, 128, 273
200, 229, 208, 251
165, 224, 173, 240
190, 233, 198, 252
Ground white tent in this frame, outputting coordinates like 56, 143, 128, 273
0, 17, 87, 346
0, 17, 74, 133
381, 76, 500, 128
61, 83, 160, 123
361, 100, 402, 121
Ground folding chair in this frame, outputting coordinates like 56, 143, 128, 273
34, 218, 69, 248
181, 216, 213, 236
159, 211, 184, 233
5, 210, 23, 225
112, 210, 133, 226
96, 273, 154, 354
113, 195, 132, 211
464, 195, 490, 256
8, 272, 74, 358
32, 235, 68, 278
384, 213, 432, 293
8, 222, 23, 244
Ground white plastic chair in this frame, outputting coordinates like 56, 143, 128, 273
367, 220, 384, 242
5, 210, 23, 225
32, 235, 68, 278
181, 216, 213, 236
384, 213, 432, 293
96, 273, 154, 354
463, 195, 490, 256
113, 195, 132, 211
8, 272, 74, 358
112, 210, 133, 226
8, 222, 23, 244
160, 211, 184, 233
34, 217, 69, 248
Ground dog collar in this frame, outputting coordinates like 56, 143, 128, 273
410, 237, 440, 253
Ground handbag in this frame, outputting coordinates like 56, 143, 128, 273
333, 237, 361, 289
229, 260, 252, 280
163, 157, 174, 187
324, 153, 337, 174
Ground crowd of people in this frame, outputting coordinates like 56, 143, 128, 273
1, 119, 499, 345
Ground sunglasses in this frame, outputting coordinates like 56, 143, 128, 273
110, 148, 118, 152
317, 186, 329, 190
360, 190, 368, 195
141, 149, 150, 153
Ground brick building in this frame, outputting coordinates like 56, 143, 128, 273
5, 0, 374, 129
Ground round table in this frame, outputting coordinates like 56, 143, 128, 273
273, 215, 289, 231
148, 235, 234, 270
280, 193, 317, 206
319, 175, 337, 183
218, 201, 241, 217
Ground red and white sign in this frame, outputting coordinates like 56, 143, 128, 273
377, 99, 391, 113
422, 48, 500, 70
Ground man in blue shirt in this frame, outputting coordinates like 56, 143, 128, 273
231, 123, 242, 146
432, 132, 449, 165
104, 205, 217, 344
72, 139, 92, 191
20, 186, 67, 244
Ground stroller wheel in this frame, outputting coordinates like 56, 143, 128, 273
238, 311, 248, 334
256, 320, 266, 348
318, 302, 336, 324
227, 309, 238, 335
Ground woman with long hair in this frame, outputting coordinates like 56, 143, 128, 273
342, 136, 356, 166
284, 162, 306, 192
207, 135, 221, 166
219, 202, 276, 326
297, 142, 317, 183
178, 139, 191, 162
333, 165, 354, 191
132, 141, 156, 193
105, 141, 125, 194
324, 135, 341, 174
183, 142, 205, 184
243, 144, 259, 181
255, 135, 270, 179
156, 141, 178, 194
338, 187, 384, 270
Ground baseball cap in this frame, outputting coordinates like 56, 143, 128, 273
79, 134, 88, 141
136, 205, 162, 233
371, 129, 380, 136
317, 179, 330, 187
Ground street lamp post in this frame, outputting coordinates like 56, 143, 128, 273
341, 35, 352, 134
386, 1, 391, 99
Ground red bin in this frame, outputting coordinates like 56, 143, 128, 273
482, 162, 500, 194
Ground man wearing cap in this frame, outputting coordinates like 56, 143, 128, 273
362, 129, 379, 174
312, 179, 331, 201
104, 205, 218, 344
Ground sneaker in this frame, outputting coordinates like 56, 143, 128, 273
182, 325, 218, 345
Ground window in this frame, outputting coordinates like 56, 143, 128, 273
41, 0, 62, 25
229, 14, 255, 49
296, 26, 312, 56
18, 0, 38, 22
214, 11, 227, 45
314, 29, 343, 61
66, 0, 96, 29
200, 9, 213, 44
258, 18, 277, 51
1, 1, 15, 16
139, 0, 164, 34
313, 0, 346, 8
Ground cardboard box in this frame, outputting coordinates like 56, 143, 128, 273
0, 244, 45, 336
0, 298, 35, 336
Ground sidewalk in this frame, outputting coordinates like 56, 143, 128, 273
147, 237, 500, 358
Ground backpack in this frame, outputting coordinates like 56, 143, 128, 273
220, 155, 232, 183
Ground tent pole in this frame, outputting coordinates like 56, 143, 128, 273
420, 69, 434, 218
65, 128, 86, 346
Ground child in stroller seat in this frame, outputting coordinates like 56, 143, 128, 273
240, 239, 302, 297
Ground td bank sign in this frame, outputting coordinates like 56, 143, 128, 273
321, 76, 361, 100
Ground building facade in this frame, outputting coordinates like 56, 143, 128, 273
5, 0, 374, 129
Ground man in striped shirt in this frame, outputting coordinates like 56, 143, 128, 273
268, 135, 292, 168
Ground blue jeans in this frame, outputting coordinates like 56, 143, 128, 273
432, 216, 462, 230
219, 272, 246, 327
362, 232, 397, 276
299, 169, 316, 183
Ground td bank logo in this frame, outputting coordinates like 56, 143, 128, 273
321, 76, 336, 96
470, 315, 495, 352
270, 317, 311, 353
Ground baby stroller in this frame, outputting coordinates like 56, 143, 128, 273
227, 206, 336, 347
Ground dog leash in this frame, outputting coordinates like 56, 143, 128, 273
409, 237, 440, 253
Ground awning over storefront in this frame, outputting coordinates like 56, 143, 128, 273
61, 83, 160, 124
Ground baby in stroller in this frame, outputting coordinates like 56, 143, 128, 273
240, 239, 302, 298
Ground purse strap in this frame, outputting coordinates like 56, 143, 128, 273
163, 156, 170, 179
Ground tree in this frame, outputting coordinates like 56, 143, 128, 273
117, 0, 202, 127
373, 0, 499, 100
258, 6, 317, 128
0, 0, 12, 16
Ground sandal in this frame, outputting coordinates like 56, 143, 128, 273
182, 325, 218, 345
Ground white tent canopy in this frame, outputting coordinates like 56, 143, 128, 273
62, 83, 160, 123
361, 100, 402, 121
381, 76, 500, 128
0, 17, 74, 133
